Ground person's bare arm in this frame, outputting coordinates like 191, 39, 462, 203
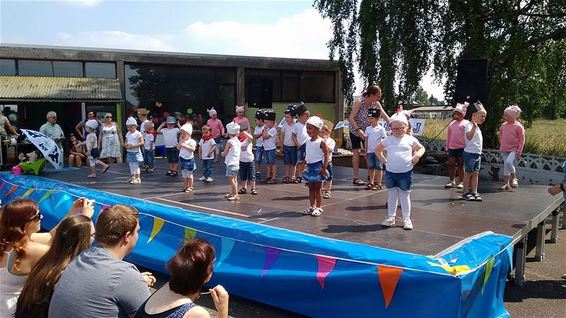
75, 121, 84, 140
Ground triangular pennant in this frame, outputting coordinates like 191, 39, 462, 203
316, 255, 337, 289
0, 180, 6, 191
482, 258, 495, 293
261, 247, 281, 277
377, 265, 404, 308
216, 237, 235, 267
21, 188, 35, 199
38, 190, 53, 204
147, 217, 165, 243
184, 228, 197, 241
5, 185, 18, 198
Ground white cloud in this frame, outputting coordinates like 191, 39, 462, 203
182, 9, 332, 59
59, 0, 102, 7
54, 30, 175, 51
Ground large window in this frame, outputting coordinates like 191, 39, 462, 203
0, 59, 16, 76
53, 61, 83, 77
18, 60, 53, 76
125, 63, 236, 122
245, 69, 335, 104
85, 62, 116, 78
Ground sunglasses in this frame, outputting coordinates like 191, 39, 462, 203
105, 115, 112, 118
27, 211, 43, 222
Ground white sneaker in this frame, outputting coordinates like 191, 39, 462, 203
445, 181, 456, 188
322, 191, 331, 199
382, 216, 396, 227
198, 176, 206, 181
130, 178, 141, 184
206, 177, 214, 182
403, 218, 413, 230
511, 179, 519, 188
456, 182, 464, 189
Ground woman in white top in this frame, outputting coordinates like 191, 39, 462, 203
99, 112, 123, 163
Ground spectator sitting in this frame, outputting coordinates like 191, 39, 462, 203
48, 204, 155, 318
15, 200, 95, 318
0, 198, 92, 318
68, 134, 86, 167
134, 238, 229, 318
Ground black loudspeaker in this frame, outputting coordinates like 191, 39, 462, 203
453, 59, 493, 108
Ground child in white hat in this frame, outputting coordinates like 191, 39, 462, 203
84, 119, 109, 178
499, 105, 524, 190
177, 123, 197, 192
157, 116, 180, 176
375, 112, 425, 230
222, 122, 242, 201
300, 116, 331, 217
124, 117, 144, 184
445, 104, 469, 189
206, 107, 225, 162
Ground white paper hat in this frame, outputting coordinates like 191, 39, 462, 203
226, 122, 240, 134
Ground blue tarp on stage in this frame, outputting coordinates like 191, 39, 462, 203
0, 173, 512, 317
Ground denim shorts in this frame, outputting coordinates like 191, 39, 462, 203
327, 162, 333, 181
463, 151, 481, 173
239, 161, 256, 181
180, 157, 196, 171
384, 170, 413, 192
126, 151, 143, 163
226, 164, 239, 177
297, 143, 306, 163
448, 148, 464, 158
255, 146, 265, 164
166, 147, 179, 163
265, 149, 276, 165
366, 152, 383, 170
283, 145, 297, 165
303, 161, 330, 183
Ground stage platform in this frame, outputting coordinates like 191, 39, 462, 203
1, 159, 563, 317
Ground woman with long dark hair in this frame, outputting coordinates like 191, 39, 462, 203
0, 198, 93, 318
15, 214, 94, 318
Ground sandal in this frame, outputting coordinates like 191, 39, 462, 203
289, 177, 296, 183
293, 177, 302, 184
266, 178, 277, 184
311, 207, 323, 217
170, 171, 178, 176
238, 188, 247, 194
353, 178, 365, 185
282, 177, 290, 183
499, 184, 511, 191
250, 189, 258, 195
373, 184, 382, 190
366, 183, 374, 190
301, 207, 314, 215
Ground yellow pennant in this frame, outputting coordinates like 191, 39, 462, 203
427, 261, 471, 276
184, 228, 197, 241
21, 188, 35, 199
38, 190, 53, 204
482, 258, 495, 293
147, 217, 165, 243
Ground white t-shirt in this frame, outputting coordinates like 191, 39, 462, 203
240, 138, 254, 163
324, 137, 336, 162
198, 138, 216, 160
464, 122, 483, 154
365, 125, 387, 153
293, 121, 309, 146
381, 134, 421, 173
143, 132, 154, 150
262, 127, 278, 150
306, 138, 324, 164
161, 127, 179, 148
179, 138, 196, 160
282, 122, 295, 147
254, 125, 264, 147
225, 137, 241, 166
125, 130, 143, 153
140, 119, 150, 134
85, 133, 97, 152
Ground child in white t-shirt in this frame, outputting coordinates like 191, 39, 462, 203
237, 125, 257, 195
124, 117, 144, 184
253, 110, 266, 180
281, 106, 297, 183
222, 122, 242, 201
301, 116, 330, 217
320, 122, 335, 199
142, 121, 156, 172
198, 125, 216, 182
157, 116, 180, 176
262, 110, 279, 183
462, 103, 487, 201
84, 120, 109, 178
364, 108, 387, 190
292, 104, 310, 183
177, 124, 197, 192
375, 113, 425, 230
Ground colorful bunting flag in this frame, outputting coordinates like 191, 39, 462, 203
261, 247, 281, 277
316, 255, 337, 289
427, 260, 471, 276
5, 185, 18, 198
184, 228, 197, 241
38, 190, 53, 204
378, 265, 404, 309
20, 188, 35, 199
217, 238, 235, 267
482, 258, 495, 293
0, 180, 6, 191
147, 217, 165, 243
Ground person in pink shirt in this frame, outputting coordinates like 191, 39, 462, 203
232, 105, 251, 133
445, 104, 468, 189
499, 105, 525, 190
207, 108, 225, 162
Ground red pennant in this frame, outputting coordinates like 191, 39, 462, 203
377, 265, 404, 308
5, 185, 18, 198
316, 255, 336, 289
0, 181, 6, 191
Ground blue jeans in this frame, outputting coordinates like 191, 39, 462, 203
144, 148, 155, 168
166, 147, 179, 163
463, 151, 481, 173
180, 157, 196, 171
283, 145, 297, 165
366, 153, 383, 170
239, 161, 256, 181
265, 149, 276, 165
448, 148, 464, 158
202, 159, 214, 178
255, 146, 265, 164
296, 144, 306, 163
384, 170, 413, 191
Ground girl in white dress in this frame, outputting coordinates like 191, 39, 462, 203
99, 112, 123, 163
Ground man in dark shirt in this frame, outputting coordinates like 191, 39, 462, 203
150, 100, 169, 127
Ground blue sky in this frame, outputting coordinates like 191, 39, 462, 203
0, 0, 444, 97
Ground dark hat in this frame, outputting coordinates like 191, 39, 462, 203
255, 110, 266, 120
368, 108, 381, 118
265, 109, 276, 121
285, 104, 297, 116
295, 102, 308, 116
